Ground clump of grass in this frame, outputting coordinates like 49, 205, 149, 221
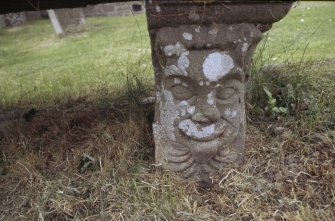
248, 35, 335, 128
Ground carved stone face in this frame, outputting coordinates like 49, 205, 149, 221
153, 24, 261, 177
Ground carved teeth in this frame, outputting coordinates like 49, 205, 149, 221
182, 32, 193, 41
178, 119, 228, 141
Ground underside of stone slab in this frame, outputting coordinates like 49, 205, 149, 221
146, 0, 293, 178
146, 1, 294, 28
0, 0, 135, 14
1, 1, 294, 15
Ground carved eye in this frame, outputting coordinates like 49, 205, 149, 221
171, 85, 194, 100
216, 86, 236, 100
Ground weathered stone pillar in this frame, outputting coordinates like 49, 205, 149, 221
146, 0, 293, 178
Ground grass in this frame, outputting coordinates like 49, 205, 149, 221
262, 1, 335, 63
1, 98, 334, 220
1, 2, 334, 108
0, 1, 335, 220
0, 15, 152, 108
248, 1, 335, 124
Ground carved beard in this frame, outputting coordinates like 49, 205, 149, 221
154, 89, 245, 178
153, 121, 245, 178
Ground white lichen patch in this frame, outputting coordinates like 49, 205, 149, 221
178, 100, 195, 116
241, 42, 249, 53
208, 28, 218, 35
224, 108, 237, 118
177, 51, 190, 75
179, 119, 215, 139
152, 122, 164, 153
174, 78, 181, 84
161, 89, 179, 141
195, 26, 201, 33
207, 91, 215, 105
187, 106, 195, 115
178, 100, 189, 116
199, 81, 204, 86
203, 52, 234, 82
205, 81, 210, 86
182, 32, 193, 41
155, 5, 161, 13
232, 111, 237, 118
163, 42, 186, 57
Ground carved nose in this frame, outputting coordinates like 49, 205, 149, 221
192, 104, 220, 123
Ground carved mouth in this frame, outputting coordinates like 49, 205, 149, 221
178, 119, 229, 141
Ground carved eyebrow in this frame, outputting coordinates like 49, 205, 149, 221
165, 68, 244, 87
165, 64, 244, 85
164, 65, 186, 77
217, 68, 243, 83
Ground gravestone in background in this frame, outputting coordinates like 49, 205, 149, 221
0, 11, 41, 28
1, 12, 27, 26
47, 8, 86, 36
83, 1, 145, 17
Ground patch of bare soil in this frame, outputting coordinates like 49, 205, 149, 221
0, 102, 334, 220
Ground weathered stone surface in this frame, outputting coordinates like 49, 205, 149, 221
47, 8, 86, 35
146, 0, 293, 178
146, 1, 294, 29
83, 1, 144, 17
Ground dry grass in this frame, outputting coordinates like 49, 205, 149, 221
0, 92, 334, 220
